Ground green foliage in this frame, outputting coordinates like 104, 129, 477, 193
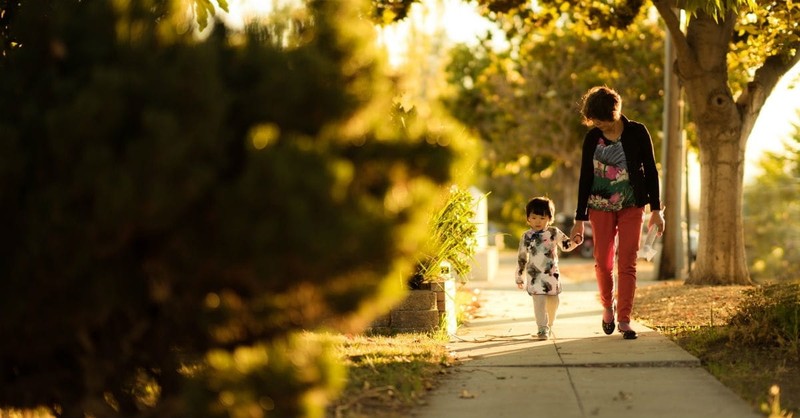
186, 333, 344, 418
681, 0, 756, 22
413, 186, 479, 286
443, 15, 664, 233
744, 119, 800, 281
727, 282, 800, 356
0, 0, 475, 416
472, 0, 757, 31
728, 0, 800, 95
385, 101, 480, 288
193, 0, 230, 30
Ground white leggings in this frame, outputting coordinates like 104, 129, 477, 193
533, 294, 560, 328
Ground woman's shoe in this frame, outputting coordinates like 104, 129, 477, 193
602, 307, 615, 335
618, 322, 637, 340
621, 330, 638, 339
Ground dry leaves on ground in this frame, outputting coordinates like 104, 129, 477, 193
633, 280, 752, 328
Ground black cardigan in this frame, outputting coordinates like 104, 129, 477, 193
574, 115, 662, 221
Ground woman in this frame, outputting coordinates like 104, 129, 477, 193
570, 86, 664, 340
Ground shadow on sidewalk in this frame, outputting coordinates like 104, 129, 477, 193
411, 287, 761, 418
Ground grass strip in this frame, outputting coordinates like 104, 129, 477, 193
327, 333, 453, 418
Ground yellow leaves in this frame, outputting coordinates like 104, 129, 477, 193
682, 0, 756, 22
729, 0, 800, 93
249, 123, 280, 150
193, 0, 230, 31
205, 292, 222, 309
207, 345, 270, 375
378, 8, 399, 26
459, 389, 476, 398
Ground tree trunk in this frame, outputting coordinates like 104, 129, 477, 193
674, 12, 752, 285
680, 72, 751, 284
688, 116, 751, 285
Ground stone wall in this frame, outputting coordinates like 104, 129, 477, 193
370, 279, 456, 335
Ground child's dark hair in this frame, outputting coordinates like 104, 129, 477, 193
526, 196, 555, 219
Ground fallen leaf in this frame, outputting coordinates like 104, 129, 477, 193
613, 390, 632, 401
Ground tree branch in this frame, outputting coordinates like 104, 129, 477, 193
652, 0, 690, 58
738, 50, 800, 121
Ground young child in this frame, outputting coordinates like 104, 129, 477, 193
516, 196, 582, 340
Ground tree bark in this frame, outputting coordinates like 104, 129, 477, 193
668, 10, 752, 285
650, 1, 800, 285
688, 100, 751, 285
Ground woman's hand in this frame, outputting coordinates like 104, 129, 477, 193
570, 222, 585, 245
649, 210, 665, 236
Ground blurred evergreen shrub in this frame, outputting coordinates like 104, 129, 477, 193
0, 0, 474, 416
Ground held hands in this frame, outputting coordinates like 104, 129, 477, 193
570, 222, 585, 246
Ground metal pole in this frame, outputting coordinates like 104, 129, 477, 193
658, 16, 685, 280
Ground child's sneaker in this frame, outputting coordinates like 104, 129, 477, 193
535, 326, 549, 340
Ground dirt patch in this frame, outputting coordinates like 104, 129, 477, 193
633, 280, 750, 327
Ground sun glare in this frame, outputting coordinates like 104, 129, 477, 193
223, 0, 800, 185
218, 0, 281, 29
745, 62, 800, 181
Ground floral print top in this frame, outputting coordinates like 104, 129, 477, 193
515, 227, 576, 296
588, 137, 635, 212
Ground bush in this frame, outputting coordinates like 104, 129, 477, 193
727, 282, 800, 356
0, 0, 475, 416
409, 186, 479, 289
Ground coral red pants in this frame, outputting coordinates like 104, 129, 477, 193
589, 206, 644, 323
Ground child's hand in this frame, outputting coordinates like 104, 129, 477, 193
516, 282, 524, 290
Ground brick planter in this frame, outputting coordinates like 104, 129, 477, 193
370, 278, 457, 335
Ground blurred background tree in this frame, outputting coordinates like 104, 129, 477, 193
744, 115, 800, 282
0, 0, 475, 416
381, 0, 800, 285
442, 15, 664, 246
480, 0, 800, 285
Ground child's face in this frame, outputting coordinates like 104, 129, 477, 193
527, 213, 550, 231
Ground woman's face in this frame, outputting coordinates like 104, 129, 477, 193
591, 119, 616, 131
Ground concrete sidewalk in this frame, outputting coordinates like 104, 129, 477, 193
411, 255, 761, 418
